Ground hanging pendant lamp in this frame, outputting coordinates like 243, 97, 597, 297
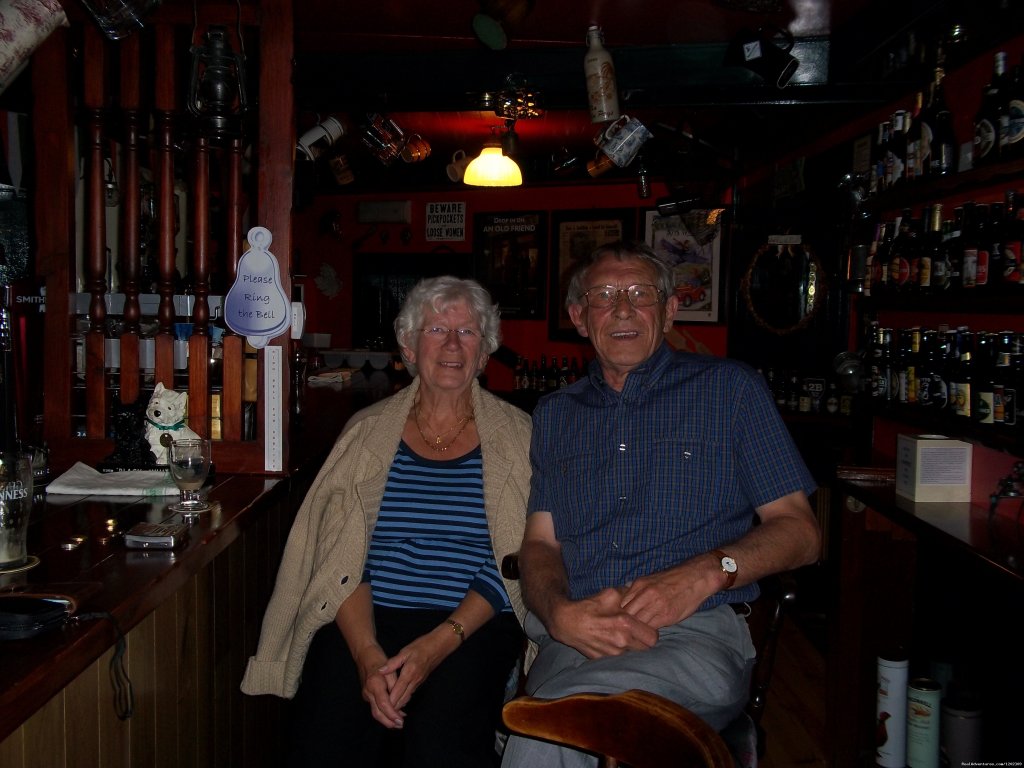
463, 120, 523, 187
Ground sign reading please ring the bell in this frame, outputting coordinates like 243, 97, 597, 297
224, 226, 291, 348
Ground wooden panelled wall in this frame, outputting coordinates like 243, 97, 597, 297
0, 486, 295, 768
32, 0, 294, 475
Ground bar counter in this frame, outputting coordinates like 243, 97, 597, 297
0, 376, 398, 767
827, 477, 1024, 765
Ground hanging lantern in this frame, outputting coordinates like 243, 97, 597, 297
187, 25, 249, 139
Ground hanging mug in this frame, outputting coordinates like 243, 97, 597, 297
401, 134, 432, 163
447, 150, 472, 182
297, 116, 345, 161
595, 115, 652, 168
725, 27, 800, 89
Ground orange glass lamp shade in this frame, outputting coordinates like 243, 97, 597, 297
463, 145, 522, 186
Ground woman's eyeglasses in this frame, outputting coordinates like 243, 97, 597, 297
419, 326, 480, 341
582, 284, 664, 308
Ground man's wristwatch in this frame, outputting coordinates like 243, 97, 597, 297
711, 549, 738, 589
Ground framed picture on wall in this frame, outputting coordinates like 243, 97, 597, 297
548, 209, 636, 340
644, 209, 724, 323
473, 212, 547, 320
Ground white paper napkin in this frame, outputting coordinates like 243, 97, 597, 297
46, 462, 179, 496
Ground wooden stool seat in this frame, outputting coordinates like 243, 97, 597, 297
502, 689, 734, 768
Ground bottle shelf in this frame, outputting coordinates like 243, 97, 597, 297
872, 405, 1021, 454
868, 157, 1024, 213
863, 289, 1024, 315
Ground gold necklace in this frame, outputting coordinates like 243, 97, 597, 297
415, 404, 474, 453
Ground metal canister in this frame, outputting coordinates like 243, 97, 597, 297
941, 698, 983, 766
876, 654, 908, 767
906, 677, 941, 768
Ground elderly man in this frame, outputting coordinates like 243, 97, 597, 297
502, 241, 821, 767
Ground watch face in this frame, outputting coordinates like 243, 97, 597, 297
721, 556, 738, 573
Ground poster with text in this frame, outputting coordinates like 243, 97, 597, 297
474, 212, 547, 319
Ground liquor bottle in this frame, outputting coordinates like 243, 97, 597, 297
917, 329, 937, 409
973, 332, 995, 424
569, 357, 581, 383
962, 204, 987, 289
953, 331, 974, 419
887, 110, 907, 187
546, 355, 558, 391
993, 330, 1015, 425
905, 91, 924, 181
906, 210, 923, 289
928, 67, 958, 176
559, 356, 570, 388
986, 202, 1005, 291
530, 359, 542, 392
870, 122, 889, 195
786, 373, 799, 412
1002, 190, 1023, 284
798, 379, 812, 413
0, 284, 20, 454
973, 51, 1009, 166
773, 370, 788, 409
825, 380, 840, 415
934, 218, 953, 291
941, 329, 961, 414
908, 327, 922, 406
872, 221, 895, 297
943, 205, 966, 292
887, 210, 914, 291
520, 358, 533, 390
1000, 331, 1021, 430
513, 356, 525, 390
864, 221, 881, 297
0, 281, 32, 571
870, 327, 895, 406
919, 204, 943, 293
1005, 63, 1024, 159
894, 328, 913, 406
584, 25, 620, 124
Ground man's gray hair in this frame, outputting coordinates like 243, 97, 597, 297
564, 240, 673, 311
394, 276, 501, 376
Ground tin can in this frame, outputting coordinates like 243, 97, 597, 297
876, 654, 908, 767
941, 698, 983, 766
906, 677, 941, 768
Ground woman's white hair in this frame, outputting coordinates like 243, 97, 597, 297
394, 276, 501, 377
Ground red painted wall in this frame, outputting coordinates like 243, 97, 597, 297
292, 180, 729, 391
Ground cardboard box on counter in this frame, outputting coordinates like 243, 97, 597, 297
896, 434, 972, 502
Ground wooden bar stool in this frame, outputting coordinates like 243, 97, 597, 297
502, 688, 734, 768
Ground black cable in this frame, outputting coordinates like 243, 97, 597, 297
74, 611, 134, 720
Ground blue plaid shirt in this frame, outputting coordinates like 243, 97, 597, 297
528, 343, 816, 610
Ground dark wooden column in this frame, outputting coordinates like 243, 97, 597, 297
118, 34, 143, 406
83, 26, 108, 439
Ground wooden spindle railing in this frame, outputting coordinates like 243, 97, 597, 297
83, 26, 108, 440
187, 136, 211, 437
118, 34, 142, 407
222, 137, 245, 441
154, 24, 176, 392
33, 0, 293, 475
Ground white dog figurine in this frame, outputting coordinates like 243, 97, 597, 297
145, 383, 201, 465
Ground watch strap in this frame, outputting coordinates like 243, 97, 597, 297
711, 549, 737, 589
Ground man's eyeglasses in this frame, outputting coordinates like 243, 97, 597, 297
419, 326, 481, 341
582, 284, 664, 309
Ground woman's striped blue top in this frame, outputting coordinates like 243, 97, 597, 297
364, 441, 511, 613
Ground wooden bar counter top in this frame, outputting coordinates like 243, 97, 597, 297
0, 375, 402, 767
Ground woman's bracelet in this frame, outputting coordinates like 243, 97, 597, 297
446, 619, 465, 643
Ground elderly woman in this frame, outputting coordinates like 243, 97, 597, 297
242, 276, 531, 767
